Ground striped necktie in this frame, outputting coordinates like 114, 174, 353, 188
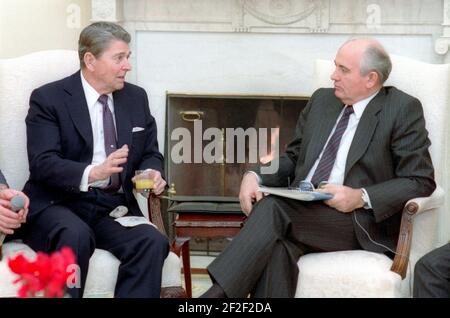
310, 105, 354, 187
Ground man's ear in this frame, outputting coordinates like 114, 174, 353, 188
366, 71, 380, 89
83, 52, 96, 71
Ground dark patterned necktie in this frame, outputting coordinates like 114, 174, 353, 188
98, 94, 120, 192
310, 105, 354, 187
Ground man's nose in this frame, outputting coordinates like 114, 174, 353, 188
330, 69, 338, 81
123, 59, 132, 71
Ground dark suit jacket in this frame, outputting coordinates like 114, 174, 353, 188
0, 170, 6, 186
23, 71, 164, 221
257, 87, 436, 252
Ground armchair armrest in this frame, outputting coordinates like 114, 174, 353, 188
148, 194, 167, 236
390, 186, 444, 278
404, 186, 445, 216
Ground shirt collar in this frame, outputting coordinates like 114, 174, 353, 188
80, 71, 113, 110
350, 90, 380, 119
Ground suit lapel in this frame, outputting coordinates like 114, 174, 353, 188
303, 99, 344, 172
113, 88, 132, 182
344, 89, 385, 178
113, 89, 132, 149
64, 72, 93, 148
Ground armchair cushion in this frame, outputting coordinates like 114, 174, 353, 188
295, 251, 406, 298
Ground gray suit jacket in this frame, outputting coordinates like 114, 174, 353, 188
257, 87, 436, 252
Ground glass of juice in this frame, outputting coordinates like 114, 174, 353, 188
134, 170, 155, 198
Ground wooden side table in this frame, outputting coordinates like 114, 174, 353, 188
172, 211, 246, 298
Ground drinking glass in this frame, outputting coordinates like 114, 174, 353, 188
134, 170, 155, 198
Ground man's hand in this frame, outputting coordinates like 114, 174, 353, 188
317, 183, 364, 213
131, 169, 167, 196
89, 145, 129, 183
0, 189, 30, 234
239, 173, 264, 215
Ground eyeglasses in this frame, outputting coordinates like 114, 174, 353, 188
297, 180, 329, 192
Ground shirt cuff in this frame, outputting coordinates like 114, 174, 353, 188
361, 188, 373, 209
80, 165, 109, 192
245, 171, 262, 185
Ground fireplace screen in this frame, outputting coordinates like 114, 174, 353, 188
165, 93, 309, 251
166, 93, 309, 196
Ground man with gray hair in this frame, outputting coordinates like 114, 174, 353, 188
21, 22, 168, 298
201, 38, 435, 298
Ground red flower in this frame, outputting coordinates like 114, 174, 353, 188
7, 247, 77, 298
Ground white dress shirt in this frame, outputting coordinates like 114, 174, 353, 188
79, 71, 117, 192
305, 91, 379, 184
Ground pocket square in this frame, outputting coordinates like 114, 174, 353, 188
132, 127, 145, 133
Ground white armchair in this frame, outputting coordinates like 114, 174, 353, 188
294, 56, 450, 297
0, 50, 184, 298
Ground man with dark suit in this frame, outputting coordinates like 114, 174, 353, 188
0, 171, 29, 239
201, 38, 436, 298
21, 22, 168, 298
414, 243, 450, 297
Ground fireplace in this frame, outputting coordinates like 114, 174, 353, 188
165, 93, 309, 251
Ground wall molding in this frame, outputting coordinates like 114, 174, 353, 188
90, 0, 449, 64
91, 0, 443, 35
91, 0, 123, 22
434, 0, 450, 61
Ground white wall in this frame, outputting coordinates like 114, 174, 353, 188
0, 0, 90, 58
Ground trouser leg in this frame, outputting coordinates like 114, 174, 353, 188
251, 239, 305, 298
207, 196, 293, 297
414, 243, 450, 298
94, 216, 169, 298
207, 196, 359, 298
